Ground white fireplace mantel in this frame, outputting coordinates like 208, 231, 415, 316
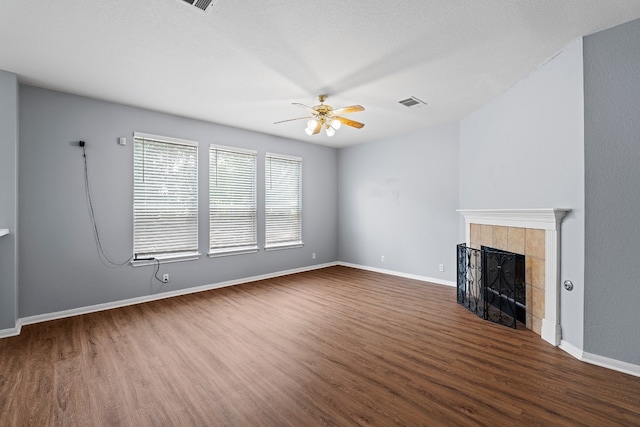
457, 208, 570, 346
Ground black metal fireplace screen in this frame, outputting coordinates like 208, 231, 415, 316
456, 244, 526, 328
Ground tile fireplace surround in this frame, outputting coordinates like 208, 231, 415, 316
457, 209, 570, 346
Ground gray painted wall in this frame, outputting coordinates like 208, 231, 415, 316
459, 40, 585, 348
337, 123, 460, 282
583, 18, 640, 365
18, 86, 338, 318
0, 71, 18, 330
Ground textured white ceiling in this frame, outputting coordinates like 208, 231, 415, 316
2, 0, 640, 147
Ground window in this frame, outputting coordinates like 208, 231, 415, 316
209, 145, 257, 256
265, 153, 302, 249
133, 132, 199, 260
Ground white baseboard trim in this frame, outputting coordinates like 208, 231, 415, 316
338, 262, 456, 287
0, 320, 22, 339
4, 261, 451, 335
559, 339, 584, 360
541, 320, 562, 347
7, 261, 640, 379
560, 340, 640, 378
581, 351, 640, 378
18, 262, 338, 329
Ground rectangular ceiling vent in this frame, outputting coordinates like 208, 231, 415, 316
398, 96, 427, 109
180, 0, 217, 13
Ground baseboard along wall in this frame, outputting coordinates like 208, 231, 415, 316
1, 261, 638, 378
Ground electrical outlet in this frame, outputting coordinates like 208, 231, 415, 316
381, 255, 385, 262
439, 264, 444, 272
312, 252, 316, 259
162, 274, 169, 283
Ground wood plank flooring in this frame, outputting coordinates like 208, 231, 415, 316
1, 266, 640, 426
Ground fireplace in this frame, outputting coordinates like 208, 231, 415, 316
457, 209, 570, 346
457, 244, 526, 328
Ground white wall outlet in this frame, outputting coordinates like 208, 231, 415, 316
439, 264, 444, 272
118, 137, 126, 146
312, 252, 316, 259
162, 273, 169, 283
381, 255, 385, 262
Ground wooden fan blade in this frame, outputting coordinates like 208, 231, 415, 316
274, 116, 312, 124
312, 120, 322, 135
335, 116, 365, 129
332, 105, 365, 115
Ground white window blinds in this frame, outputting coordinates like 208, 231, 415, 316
133, 133, 198, 258
209, 145, 257, 255
265, 153, 302, 249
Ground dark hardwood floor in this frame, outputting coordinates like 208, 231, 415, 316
1, 266, 639, 426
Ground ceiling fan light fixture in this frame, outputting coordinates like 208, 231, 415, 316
274, 95, 365, 137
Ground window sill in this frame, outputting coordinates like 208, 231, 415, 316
208, 246, 259, 258
131, 252, 201, 267
264, 242, 304, 252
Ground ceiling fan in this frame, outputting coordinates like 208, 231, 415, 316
274, 95, 365, 137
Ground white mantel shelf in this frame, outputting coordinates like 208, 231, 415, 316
457, 208, 571, 347
456, 208, 570, 230
0, 229, 8, 238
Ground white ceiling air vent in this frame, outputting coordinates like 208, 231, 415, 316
180, 0, 217, 13
398, 96, 427, 109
